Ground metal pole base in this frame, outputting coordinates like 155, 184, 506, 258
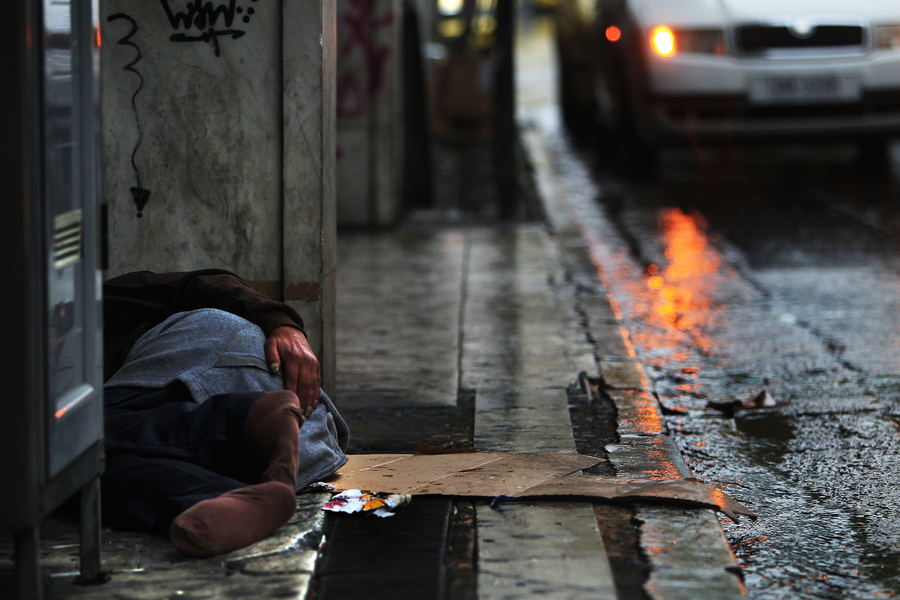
76, 476, 108, 586
14, 525, 42, 600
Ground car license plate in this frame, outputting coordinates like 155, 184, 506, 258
748, 75, 860, 105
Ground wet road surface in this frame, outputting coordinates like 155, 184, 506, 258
590, 145, 900, 600
518, 12, 900, 600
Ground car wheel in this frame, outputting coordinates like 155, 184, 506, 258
556, 35, 596, 138
614, 134, 657, 179
595, 54, 657, 178
602, 109, 657, 179
559, 69, 594, 134
856, 137, 893, 178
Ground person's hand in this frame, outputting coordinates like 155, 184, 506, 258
264, 326, 321, 416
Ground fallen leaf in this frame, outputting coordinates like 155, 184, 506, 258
744, 389, 778, 409
707, 389, 783, 415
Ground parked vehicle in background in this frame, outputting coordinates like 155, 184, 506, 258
555, 0, 900, 175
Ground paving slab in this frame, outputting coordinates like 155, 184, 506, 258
336, 231, 465, 407
475, 388, 575, 453
606, 436, 692, 480
463, 226, 617, 600
607, 389, 667, 436
477, 502, 617, 600
636, 505, 748, 600
462, 227, 575, 390
600, 359, 653, 392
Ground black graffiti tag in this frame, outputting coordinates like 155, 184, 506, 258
107, 13, 151, 217
160, 0, 257, 57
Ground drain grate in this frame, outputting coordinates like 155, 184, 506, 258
313, 497, 453, 599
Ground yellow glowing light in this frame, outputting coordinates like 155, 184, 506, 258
438, 0, 465, 15
606, 25, 622, 43
439, 18, 466, 38
651, 26, 676, 56
473, 15, 496, 35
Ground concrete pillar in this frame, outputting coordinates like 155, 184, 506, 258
335, 0, 403, 226
283, 1, 337, 396
101, 1, 336, 395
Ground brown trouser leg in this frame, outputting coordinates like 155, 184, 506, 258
169, 391, 303, 557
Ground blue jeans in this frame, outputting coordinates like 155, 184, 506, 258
102, 383, 265, 532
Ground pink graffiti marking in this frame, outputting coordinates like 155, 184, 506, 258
336, 0, 395, 120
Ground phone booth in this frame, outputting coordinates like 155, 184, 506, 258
0, 0, 104, 598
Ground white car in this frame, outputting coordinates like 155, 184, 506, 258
555, 0, 900, 174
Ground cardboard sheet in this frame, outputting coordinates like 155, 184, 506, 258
326, 453, 755, 522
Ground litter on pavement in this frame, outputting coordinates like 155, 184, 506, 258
322, 489, 412, 518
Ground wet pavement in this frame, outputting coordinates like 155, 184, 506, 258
514, 11, 900, 598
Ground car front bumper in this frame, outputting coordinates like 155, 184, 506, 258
644, 90, 900, 141
638, 51, 900, 142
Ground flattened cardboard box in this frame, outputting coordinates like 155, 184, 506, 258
325, 452, 755, 521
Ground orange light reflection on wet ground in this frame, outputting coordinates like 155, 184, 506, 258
624, 208, 722, 363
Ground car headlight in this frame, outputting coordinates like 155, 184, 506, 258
438, 0, 465, 15
650, 26, 677, 55
650, 27, 726, 56
874, 25, 900, 50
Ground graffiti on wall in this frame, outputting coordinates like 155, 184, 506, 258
106, 2, 261, 216
107, 13, 152, 217
160, 0, 256, 57
337, 0, 394, 120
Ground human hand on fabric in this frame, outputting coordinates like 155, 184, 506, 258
264, 326, 321, 416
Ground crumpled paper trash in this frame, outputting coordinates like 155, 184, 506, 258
322, 489, 412, 518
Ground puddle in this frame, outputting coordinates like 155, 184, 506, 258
733, 412, 796, 465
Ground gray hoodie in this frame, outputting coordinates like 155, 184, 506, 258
105, 308, 349, 491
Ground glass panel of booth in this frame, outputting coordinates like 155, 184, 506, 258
44, 0, 86, 413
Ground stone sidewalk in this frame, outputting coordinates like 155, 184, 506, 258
0, 145, 748, 600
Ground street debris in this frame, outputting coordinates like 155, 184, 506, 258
322, 489, 411, 518
415, 440, 478, 455
746, 389, 778, 408
489, 495, 512, 509
708, 389, 782, 416
325, 452, 756, 522
305, 481, 336, 492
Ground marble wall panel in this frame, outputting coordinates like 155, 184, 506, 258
283, 0, 337, 394
101, 0, 282, 279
